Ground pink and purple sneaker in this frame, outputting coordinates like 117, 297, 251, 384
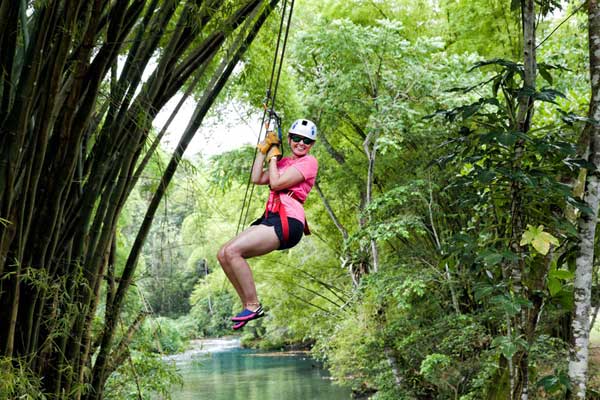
231, 304, 265, 330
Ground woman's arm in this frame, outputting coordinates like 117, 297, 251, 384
268, 157, 304, 191
252, 153, 306, 190
251, 152, 270, 184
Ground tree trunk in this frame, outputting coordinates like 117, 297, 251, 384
384, 346, 403, 387
510, 1, 536, 398
363, 130, 379, 272
569, 2, 600, 397
315, 182, 349, 240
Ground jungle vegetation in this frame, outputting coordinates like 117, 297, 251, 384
1, 0, 599, 399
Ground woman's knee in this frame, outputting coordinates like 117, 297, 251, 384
218, 243, 242, 264
217, 245, 228, 266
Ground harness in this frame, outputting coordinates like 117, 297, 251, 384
265, 190, 310, 244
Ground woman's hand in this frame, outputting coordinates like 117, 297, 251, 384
257, 131, 279, 154
266, 144, 281, 160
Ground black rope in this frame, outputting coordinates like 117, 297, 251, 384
236, 0, 295, 235
235, 1, 286, 235
270, 0, 294, 111
267, 0, 290, 105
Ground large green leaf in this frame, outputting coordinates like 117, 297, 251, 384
520, 225, 559, 255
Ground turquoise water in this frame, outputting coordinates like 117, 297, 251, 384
168, 338, 351, 400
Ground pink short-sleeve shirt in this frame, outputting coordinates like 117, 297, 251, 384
266, 155, 318, 224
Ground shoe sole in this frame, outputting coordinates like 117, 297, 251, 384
232, 320, 248, 330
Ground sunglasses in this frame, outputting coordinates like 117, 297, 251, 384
289, 134, 315, 145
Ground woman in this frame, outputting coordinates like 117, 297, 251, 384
217, 119, 318, 330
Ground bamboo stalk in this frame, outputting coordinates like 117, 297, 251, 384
86, 3, 278, 398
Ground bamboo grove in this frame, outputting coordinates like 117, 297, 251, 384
0, 0, 280, 398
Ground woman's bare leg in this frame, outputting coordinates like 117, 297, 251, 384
217, 240, 245, 301
217, 225, 280, 310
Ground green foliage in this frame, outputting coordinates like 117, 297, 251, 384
492, 335, 528, 360
189, 273, 238, 338
442, 0, 522, 59
208, 145, 257, 191
0, 357, 46, 400
529, 335, 570, 398
418, 43, 583, 399
290, 11, 482, 267
225, 1, 305, 120
269, 2, 591, 397
101, 316, 190, 398
98, 2, 594, 399
132, 317, 193, 355
536, 371, 571, 398
420, 354, 460, 399
431, 56, 581, 277
104, 352, 182, 400
119, 157, 205, 318
357, 183, 428, 243
311, 266, 497, 399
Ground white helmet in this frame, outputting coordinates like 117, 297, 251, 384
289, 119, 317, 141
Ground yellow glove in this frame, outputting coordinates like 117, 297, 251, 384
257, 131, 280, 154
266, 144, 282, 161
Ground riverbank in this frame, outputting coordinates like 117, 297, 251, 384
163, 337, 242, 362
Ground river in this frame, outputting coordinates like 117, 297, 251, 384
166, 337, 352, 400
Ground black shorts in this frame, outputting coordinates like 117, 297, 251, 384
251, 212, 304, 250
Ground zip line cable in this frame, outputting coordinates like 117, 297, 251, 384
241, 0, 295, 229
236, 0, 295, 235
269, 0, 295, 113
237, 0, 293, 234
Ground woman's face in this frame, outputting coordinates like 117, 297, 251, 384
288, 134, 314, 157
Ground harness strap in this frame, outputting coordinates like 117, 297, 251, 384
266, 190, 310, 244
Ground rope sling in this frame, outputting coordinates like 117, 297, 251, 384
236, 0, 296, 239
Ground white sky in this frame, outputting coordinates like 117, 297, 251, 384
153, 94, 263, 158
132, 55, 260, 159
